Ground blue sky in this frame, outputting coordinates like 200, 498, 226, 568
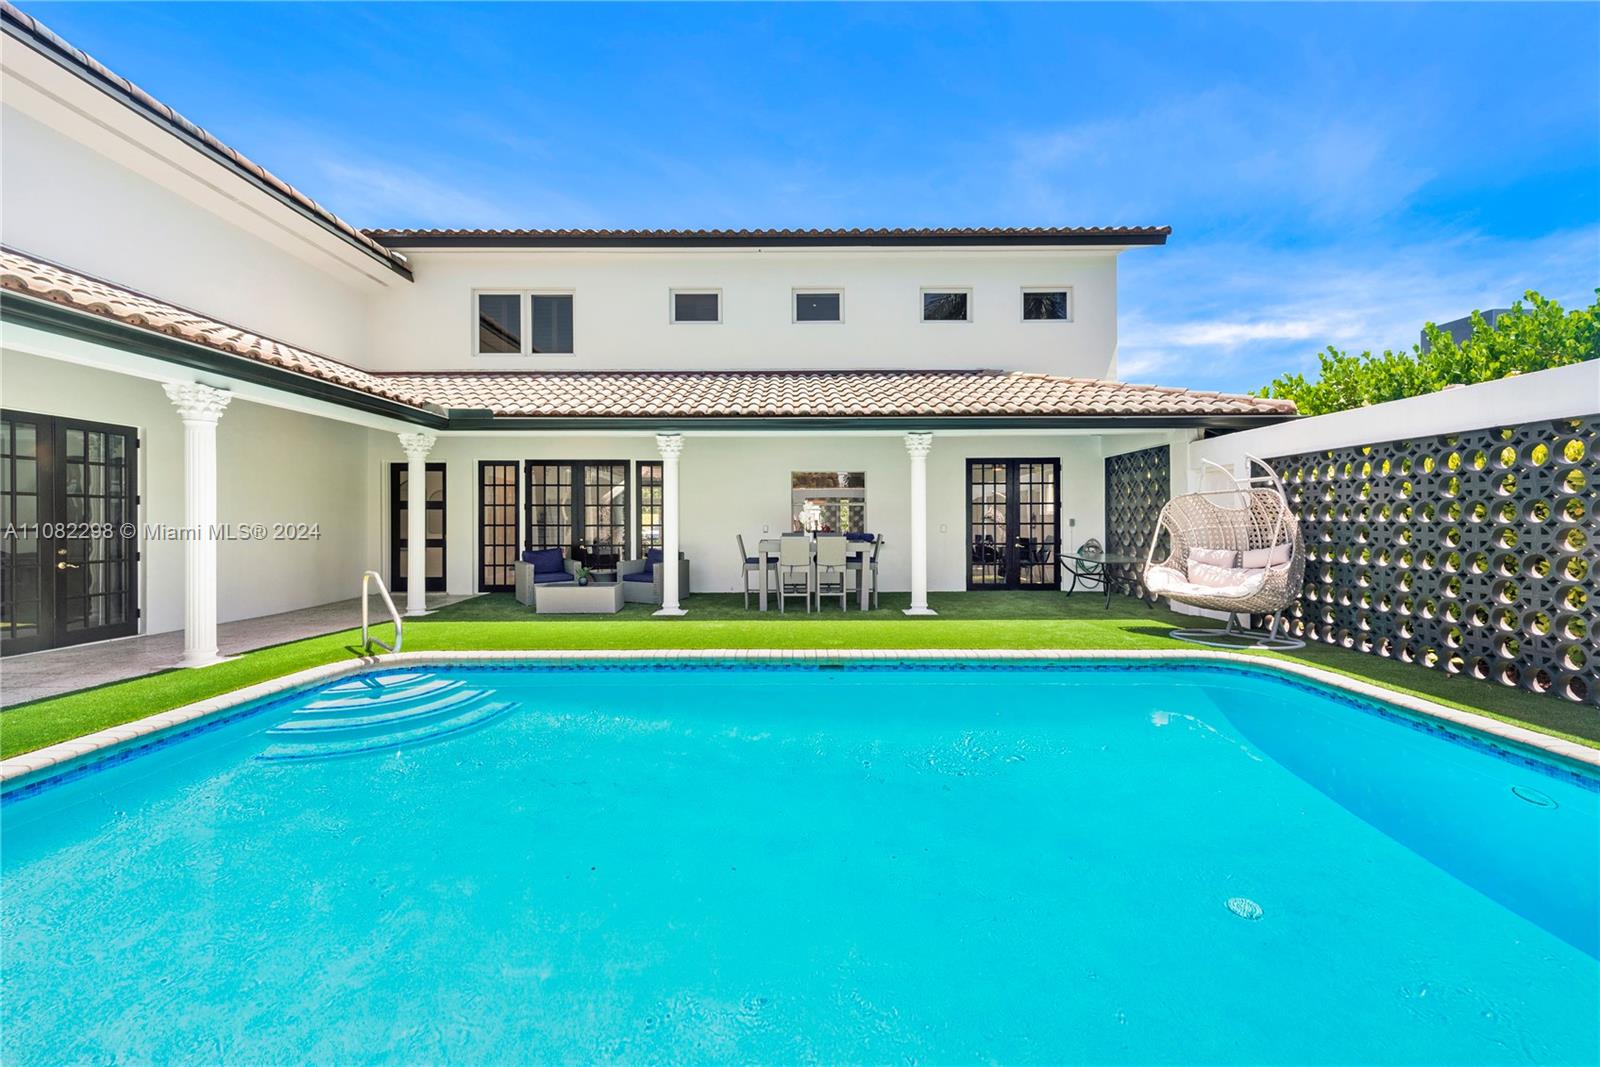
28, 2, 1599, 392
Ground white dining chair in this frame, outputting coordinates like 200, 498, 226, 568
737, 534, 776, 610
844, 535, 882, 610
815, 533, 848, 611
778, 534, 813, 613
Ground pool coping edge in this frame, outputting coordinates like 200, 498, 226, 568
3, 649, 1595, 791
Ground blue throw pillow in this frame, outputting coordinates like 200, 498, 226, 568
645, 548, 664, 565
525, 547, 565, 574
845, 532, 876, 542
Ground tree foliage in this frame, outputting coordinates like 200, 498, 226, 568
1256, 290, 1599, 416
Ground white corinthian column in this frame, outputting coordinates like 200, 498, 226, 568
654, 433, 686, 616
163, 382, 233, 666
398, 432, 437, 616
903, 431, 937, 616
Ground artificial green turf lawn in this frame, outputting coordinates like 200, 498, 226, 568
2, 591, 1593, 759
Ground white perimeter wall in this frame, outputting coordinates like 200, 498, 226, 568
1188, 361, 1600, 484
363, 431, 1164, 597
1, 349, 375, 634
365, 248, 1121, 377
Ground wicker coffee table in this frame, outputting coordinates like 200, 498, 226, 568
533, 580, 624, 614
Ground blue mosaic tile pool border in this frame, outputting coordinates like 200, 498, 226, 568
5, 657, 1594, 803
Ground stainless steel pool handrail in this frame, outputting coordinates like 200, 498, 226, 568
361, 570, 402, 654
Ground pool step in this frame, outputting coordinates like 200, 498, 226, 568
269, 686, 485, 736
319, 670, 440, 695
296, 676, 464, 713
257, 697, 516, 762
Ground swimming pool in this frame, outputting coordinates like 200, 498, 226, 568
3, 660, 1596, 1064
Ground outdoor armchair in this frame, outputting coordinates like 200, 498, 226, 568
619, 548, 691, 605
515, 548, 581, 606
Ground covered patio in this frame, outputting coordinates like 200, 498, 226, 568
2, 244, 1294, 674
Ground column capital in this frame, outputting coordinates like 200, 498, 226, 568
904, 431, 933, 458
398, 431, 436, 462
163, 382, 232, 423
655, 433, 684, 460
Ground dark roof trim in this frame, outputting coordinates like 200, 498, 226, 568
365, 227, 1172, 250
0, 3, 413, 282
442, 413, 1291, 433
1, 292, 447, 428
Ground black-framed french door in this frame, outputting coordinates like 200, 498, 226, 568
635, 460, 663, 557
966, 458, 1061, 590
478, 461, 519, 592
1, 410, 140, 655
525, 461, 630, 569
390, 462, 446, 592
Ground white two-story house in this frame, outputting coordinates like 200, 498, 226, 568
0, 3, 1294, 664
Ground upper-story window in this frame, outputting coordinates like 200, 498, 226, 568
477, 293, 521, 353
922, 289, 970, 322
475, 291, 574, 355
672, 290, 721, 324
1022, 288, 1072, 321
794, 289, 843, 323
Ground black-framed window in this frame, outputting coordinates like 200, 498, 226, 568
391, 462, 446, 592
477, 292, 574, 354
526, 461, 630, 570
672, 291, 720, 323
530, 295, 574, 353
922, 290, 969, 321
795, 291, 842, 322
478, 461, 519, 592
1023, 289, 1070, 321
636, 460, 663, 555
477, 294, 521, 353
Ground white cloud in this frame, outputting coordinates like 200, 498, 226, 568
1116, 225, 1599, 393
1007, 86, 1434, 230
1165, 319, 1327, 347
315, 160, 510, 228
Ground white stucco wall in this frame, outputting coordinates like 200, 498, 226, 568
364, 248, 1121, 377
1, 349, 375, 635
365, 430, 1129, 598
1187, 361, 1600, 486
0, 105, 381, 361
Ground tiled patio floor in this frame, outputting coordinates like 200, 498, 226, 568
0, 593, 474, 707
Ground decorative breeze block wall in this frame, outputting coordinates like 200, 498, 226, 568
1272, 416, 1598, 705
1104, 445, 1171, 597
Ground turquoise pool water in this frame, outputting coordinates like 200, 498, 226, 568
3, 662, 1596, 1065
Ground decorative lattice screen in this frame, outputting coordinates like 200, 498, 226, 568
1272, 416, 1598, 705
1104, 445, 1171, 597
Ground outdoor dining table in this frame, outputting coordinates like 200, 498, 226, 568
756, 536, 876, 611
1062, 547, 1144, 609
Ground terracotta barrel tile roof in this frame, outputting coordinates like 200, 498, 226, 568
0, 246, 1294, 422
0, 247, 423, 408
377, 369, 1293, 419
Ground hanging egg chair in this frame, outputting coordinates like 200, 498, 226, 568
1143, 454, 1307, 650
